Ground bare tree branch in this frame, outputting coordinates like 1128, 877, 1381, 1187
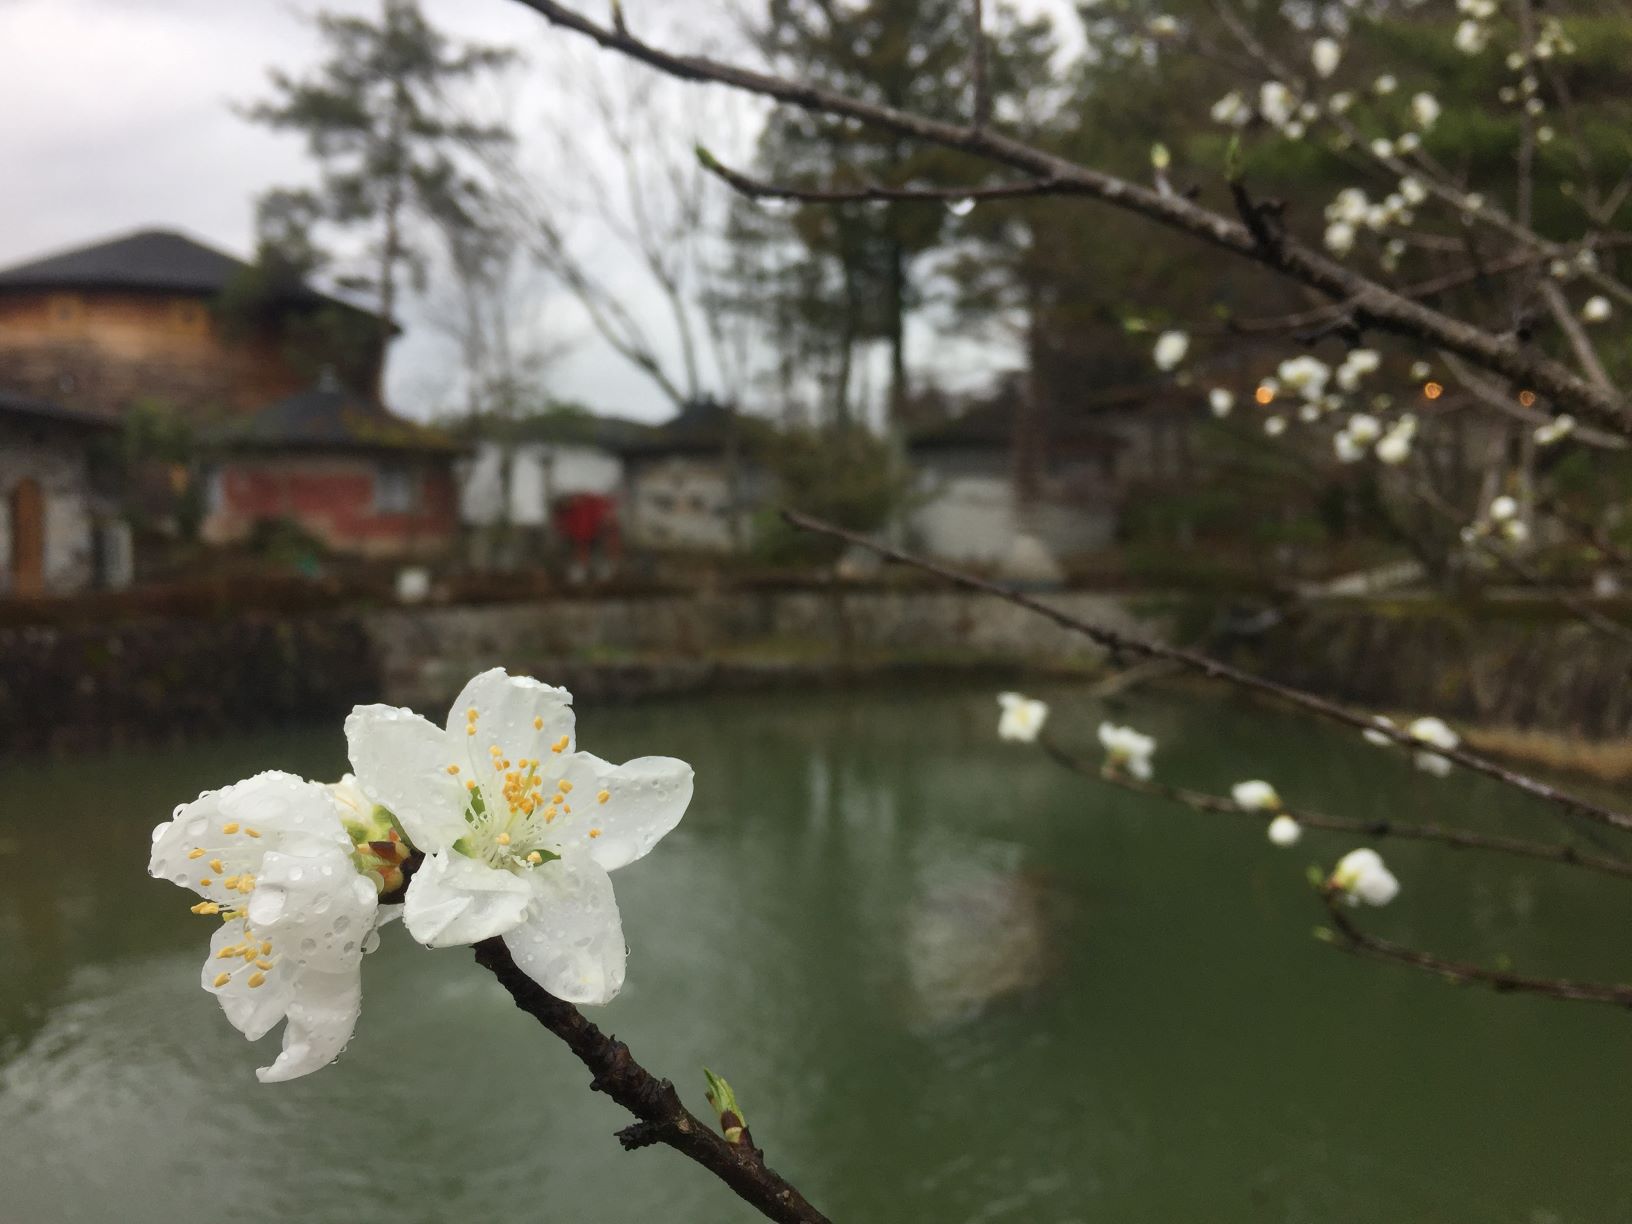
474, 939, 831, 1224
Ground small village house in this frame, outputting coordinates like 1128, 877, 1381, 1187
620, 398, 768, 553
0, 390, 126, 596
0, 228, 385, 423
906, 394, 1124, 568
202, 381, 463, 559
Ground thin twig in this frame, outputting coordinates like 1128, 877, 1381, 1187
970, 0, 990, 128
1320, 892, 1632, 1009
781, 508, 1632, 833
1041, 740, 1632, 881
700, 153, 1064, 205
474, 939, 831, 1224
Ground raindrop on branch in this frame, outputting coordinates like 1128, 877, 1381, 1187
948, 197, 976, 217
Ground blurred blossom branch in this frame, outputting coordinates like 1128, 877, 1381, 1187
779, 509, 1632, 835
474, 939, 830, 1224
505, 0, 1631, 431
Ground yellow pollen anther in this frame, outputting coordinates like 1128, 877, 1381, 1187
467, 707, 479, 722
588, 828, 602, 839
244, 828, 260, 838
198, 877, 213, 887
533, 716, 544, 730
213, 972, 231, 988
209, 858, 225, 874
447, 764, 460, 775
191, 901, 220, 915
544, 807, 557, 823
242, 947, 258, 962
466, 779, 478, 791
260, 941, 273, 955
255, 958, 274, 971
217, 947, 236, 959
247, 972, 266, 989
467, 725, 477, 737
187, 847, 205, 860
558, 779, 573, 793
223, 875, 239, 890
526, 851, 543, 864
552, 735, 569, 753
222, 822, 240, 834
597, 790, 611, 804
497, 832, 511, 846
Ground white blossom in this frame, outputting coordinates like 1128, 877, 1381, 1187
1488, 495, 1519, 522
1331, 847, 1400, 906
1535, 414, 1575, 445
1264, 415, 1288, 437
1278, 355, 1331, 399
1501, 519, 1530, 545
1399, 176, 1428, 206
345, 669, 692, 1005
1267, 814, 1303, 847
1344, 412, 1382, 444
1454, 20, 1489, 54
1334, 431, 1365, 463
1582, 295, 1613, 323
1396, 132, 1421, 154
1326, 187, 1370, 226
1211, 89, 1251, 127
1373, 74, 1398, 95
1098, 722, 1156, 780
1324, 220, 1357, 256
1154, 329, 1190, 371
1328, 91, 1355, 115
1259, 81, 1296, 128
1336, 349, 1380, 391
1408, 715, 1459, 776
1312, 38, 1342, 79
1410, 92, 1441, 129
148, 772, 389, 1082
997, 692, 1049, 743
1370, 138, 1395, 159
1362, 715, 1396, 747
1409, 360, 1432, 380
1231, 780, 1281, 811
1209, 387, 1235, 417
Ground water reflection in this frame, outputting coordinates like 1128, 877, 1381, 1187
4, 685, 1632, 1222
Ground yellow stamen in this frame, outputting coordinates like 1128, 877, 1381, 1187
255, 958, 274, 971
526, 851, 542, 864
496, 832, 511, 846
187, 847, 205, 860
198, 878, 213, 887
209, 858, 225, 874
467, 707, 479, 722
467, 725, 477, 737
222, 822, 240, 834
247, 972, 266, 989
190, 901, 220, 915
558, 779, 574, 793
597, 790, 611, 804
446, 764, 460, 775
467, 779, 478, 791
552, 735, 569, 753
244, 828, 261, 839
588, 828, 602, 839
533, 716, 543, 730
213, 972, 230, 988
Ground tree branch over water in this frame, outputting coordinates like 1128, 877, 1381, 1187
474, 939, 830, 1224
781, 509, 1632, 835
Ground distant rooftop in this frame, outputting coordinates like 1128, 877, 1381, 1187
0, 228, 377, 318
622, 397, 761, 457
0, 389, 117, 432
213, 386, 462, 455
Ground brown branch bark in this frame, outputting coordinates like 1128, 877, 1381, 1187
1040, 740, 1632, 881
473, 939, 831, 1224
505, 0, 1632, 434
1320, 892, 1632, 1009
780, 508, 1632, 833
699, 154, 1063, 205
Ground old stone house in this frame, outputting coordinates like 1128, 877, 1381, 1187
0, 228, 384, 422
0, 391, 124, 595
203, 383, 463, 559
621, 399, 769, 552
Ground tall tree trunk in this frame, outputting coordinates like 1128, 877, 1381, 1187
374, 78, 411, 401
887, 237, 907, 430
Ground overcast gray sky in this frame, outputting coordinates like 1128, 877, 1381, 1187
0, 0, 1075, 425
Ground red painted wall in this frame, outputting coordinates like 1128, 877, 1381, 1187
204, 452, 457, 558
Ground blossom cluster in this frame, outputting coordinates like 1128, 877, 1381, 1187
149, 668, 693, 1082
995, 695, 1408, 906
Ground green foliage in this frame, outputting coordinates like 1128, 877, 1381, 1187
752, 424, 912, 562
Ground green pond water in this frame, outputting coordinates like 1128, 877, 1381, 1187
3, 683, 1631, 1223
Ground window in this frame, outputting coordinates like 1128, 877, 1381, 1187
374, 465, 418, 514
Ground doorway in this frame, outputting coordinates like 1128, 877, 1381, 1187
10, 478, 44, 596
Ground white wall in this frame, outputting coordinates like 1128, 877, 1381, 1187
0, 422, 100, 594
460, 441, 624, 528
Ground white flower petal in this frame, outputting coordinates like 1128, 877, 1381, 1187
504, 856, 626, 1005
255, 967, 364, 1084
448, 667, 576, 754
204, 919, 294, 1042
150, 772, 347, 903
548, 751, 694, 872
249, 847, 381, 973
403, 850, 534, 947
345, 705, 470, 851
